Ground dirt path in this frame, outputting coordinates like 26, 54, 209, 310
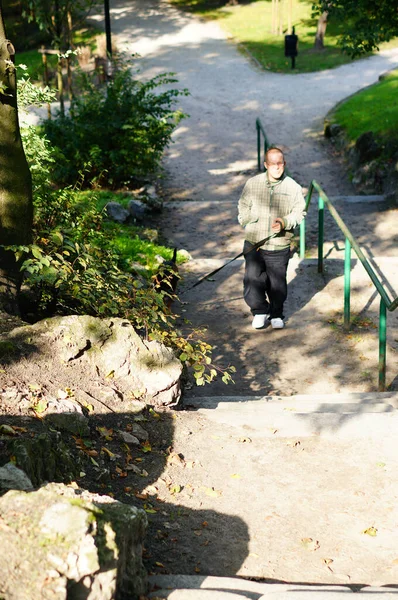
97, 0, 398, 201
87, 0, 398, 396
89, 1, 398, 590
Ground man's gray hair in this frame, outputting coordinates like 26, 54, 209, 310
264, 146, 285, 162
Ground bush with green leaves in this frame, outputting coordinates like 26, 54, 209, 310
10, 75, 235, 387
42, 57, 188, 188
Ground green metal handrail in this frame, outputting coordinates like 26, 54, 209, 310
256, 117, 269, 171
300, 179, 398, 391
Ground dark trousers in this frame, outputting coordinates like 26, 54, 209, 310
243, 241, 290, 319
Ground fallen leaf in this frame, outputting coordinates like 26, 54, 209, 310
141, 441, 152, 453
323, 558, 334, 572
0, 424, 18, 436
155, 562, 165, 568
202, 521, 208, 527
28, 383, 41, 392
97, 426, 113, 440
12, 426, 28, 433
204, 487, 222, 498
86, 449, 98, 457
33, 399, 48, 414
249, 552, 259, 558
101, 446, 117, 459
126, 464, 142, 475
149, 408, 161, 419
238, 436, 252, 443
144, 507, 157, 514
115, 466, 128, 477
124, 487, 132, 493
392, 558, 398, 565
135, 492, 148, 500
193, 530, 202, 536
363, 527, 377, 537
301, 538, 320, 551
186, 461, 195, 469
144, 485, 158, 495
169, 484, 181, 495
57, 388, 73, 399
167, 452, 185, 466
105, 370, 115, 379
231, 473, 241, 479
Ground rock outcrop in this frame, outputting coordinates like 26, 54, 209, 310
5, 315, 182, 408
0, 482, 147, 600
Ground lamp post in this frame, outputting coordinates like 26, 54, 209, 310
104, 0, 112, 77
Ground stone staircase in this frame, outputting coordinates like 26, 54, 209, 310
146, 194, 398, 599
148, 574, 398, 598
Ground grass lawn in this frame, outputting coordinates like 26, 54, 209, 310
331, 70, 398, 141
329, 69, 398, 159
169, 0, 398, 74
15, 25, 101, 82
76, 190, 183, 274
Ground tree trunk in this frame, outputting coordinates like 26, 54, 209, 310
314, 11, 328, 50
0, 1, 33, 312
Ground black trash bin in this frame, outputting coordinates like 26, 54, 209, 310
284, 27, 298, 68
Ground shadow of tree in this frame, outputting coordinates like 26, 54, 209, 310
0, 404, 249, 579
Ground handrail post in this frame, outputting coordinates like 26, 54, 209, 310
318, 194, 324, 273
379, 299, 387, 391
344, 237, 351, 330
300, 219, 306, 259
256, 119, 261, 172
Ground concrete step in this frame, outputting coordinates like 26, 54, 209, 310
185, 392, 398, 439
329, 195, 387, 203
148, 574, 398, 598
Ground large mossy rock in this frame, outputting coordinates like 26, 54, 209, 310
0, 482, 147, 600
6, 315, 182, 409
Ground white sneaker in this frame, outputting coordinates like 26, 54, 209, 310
271, 318, 284, 329
252, 314, 269, 329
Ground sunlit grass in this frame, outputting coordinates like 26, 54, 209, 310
169, 0, 398, 73
77, 190, 181, 273
332, 69, 398, 142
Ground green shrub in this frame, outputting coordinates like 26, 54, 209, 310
43, 57, 188, 188
12, 77, 235, 387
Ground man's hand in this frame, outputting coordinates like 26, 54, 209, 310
272, 217, 285, 233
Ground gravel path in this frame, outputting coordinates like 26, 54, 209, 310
87, 0, 398, 399
86, 3, 398, 587
90, 0, 398, 202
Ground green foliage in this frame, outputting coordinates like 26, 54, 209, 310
331, 69, 398, 151
11, 78, 234, 387
312, 0, 398, 56
16, 64, 56, 107
172, 0, 398, 72
22, 0, 95, 49
172, 0, 352, 72
3, 0, 50, 51
42, 57, 188, 188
